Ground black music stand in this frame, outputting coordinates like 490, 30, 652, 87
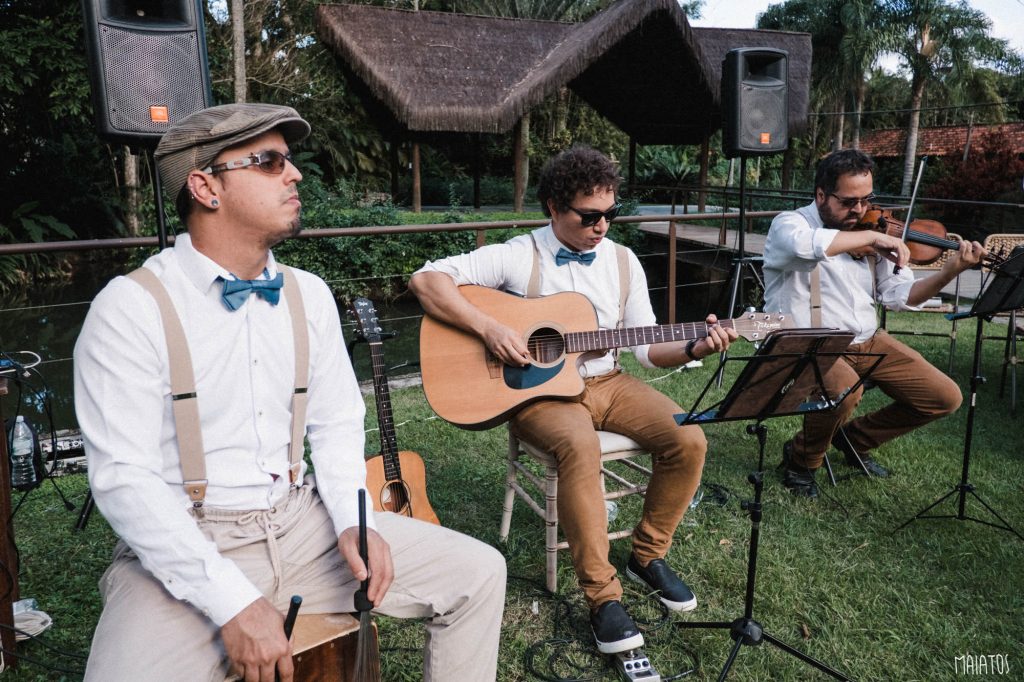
896, 245, 1024, 540
674, 329, 881, 682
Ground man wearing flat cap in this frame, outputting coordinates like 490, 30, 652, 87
74, 103, 506, 682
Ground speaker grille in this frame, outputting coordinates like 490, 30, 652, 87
99, 24, 208, 135
740, 84, 787, 151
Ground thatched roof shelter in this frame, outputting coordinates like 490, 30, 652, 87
315, 0, 811, 145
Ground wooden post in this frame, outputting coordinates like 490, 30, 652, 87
667, 220, 677, 324
411, 142, 422, 213
628, 138, 637, 195
389, 141, 400, 201
0, 379, 18, 668
698, 137, 710, 213
473, 133, 482, 210
512, 117, 529, 213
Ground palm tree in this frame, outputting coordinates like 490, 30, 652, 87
838, 0, 893, 149
882, 0, 1010, 195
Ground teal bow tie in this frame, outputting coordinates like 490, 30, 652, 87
219, 271, 284, 311
555, 247, 596, 266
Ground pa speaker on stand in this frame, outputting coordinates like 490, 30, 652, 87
79, 0, 214, 253
81, 0, 213, 148
717, 47, 789, 386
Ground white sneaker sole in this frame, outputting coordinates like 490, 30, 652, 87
593, 629, 645, 654
626, 566, 698, 612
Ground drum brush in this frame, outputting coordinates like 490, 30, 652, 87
353, 489, 381, 682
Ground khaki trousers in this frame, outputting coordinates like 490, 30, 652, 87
511, 370, 706, 608
84, 482, 506, 681
791, 330, 963, 469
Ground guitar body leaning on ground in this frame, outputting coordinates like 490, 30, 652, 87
419, 285, 793, 430
352, 298, 440, 525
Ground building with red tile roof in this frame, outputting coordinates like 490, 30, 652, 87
858, 122, 1024, 159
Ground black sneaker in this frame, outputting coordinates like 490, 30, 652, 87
625, 555, 697, 612
831, 432, 889, 477
590, 600, 644, 654
781, 441, 819, 498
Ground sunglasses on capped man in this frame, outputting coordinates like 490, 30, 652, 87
203, 149, 293, 175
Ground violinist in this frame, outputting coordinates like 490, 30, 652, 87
762, 149, 986, 498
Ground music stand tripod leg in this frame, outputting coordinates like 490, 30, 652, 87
677, 423, 851, 681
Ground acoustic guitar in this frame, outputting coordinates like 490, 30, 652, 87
351, 298, 440, 525
419, 285, 794, 430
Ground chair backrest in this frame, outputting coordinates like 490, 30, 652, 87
982, 233, 1024, 274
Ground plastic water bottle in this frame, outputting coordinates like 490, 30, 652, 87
9, 416, 36, 489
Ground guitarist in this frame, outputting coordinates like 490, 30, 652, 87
410, 146, 736, 655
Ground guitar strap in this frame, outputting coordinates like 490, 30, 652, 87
528, 232, 630, 365
127, 264, 309, 510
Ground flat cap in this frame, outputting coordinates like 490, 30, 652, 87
155, 103, 310, 200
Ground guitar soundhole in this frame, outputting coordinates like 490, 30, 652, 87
528, 326, 564, 364
381, 481, 412, 516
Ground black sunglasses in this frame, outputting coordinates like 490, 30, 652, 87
828, 192, 875, 210
567, 202, 621, 227
203, 149, 293, 175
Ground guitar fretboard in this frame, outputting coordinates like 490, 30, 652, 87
566, 320, 736, 353
368, 341, 402, 481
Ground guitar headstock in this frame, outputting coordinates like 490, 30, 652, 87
350, 297, 383, 344
732, 311, 795, 342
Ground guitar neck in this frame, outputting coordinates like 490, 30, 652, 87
368, 341, 402, 480
565, 319, 735, 353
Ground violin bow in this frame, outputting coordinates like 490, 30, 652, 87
895, 156, 928, 275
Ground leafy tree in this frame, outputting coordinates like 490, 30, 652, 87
883, 0, 1014, 195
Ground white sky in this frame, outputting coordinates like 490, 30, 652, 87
689, 0, 1024, 68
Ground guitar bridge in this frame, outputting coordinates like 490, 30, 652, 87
485, 351, 502, 379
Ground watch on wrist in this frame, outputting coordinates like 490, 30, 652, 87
684, 338, 699, 361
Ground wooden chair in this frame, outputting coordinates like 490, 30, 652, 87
981, 233, 1024, 414
879, 233, 964, 375
499, 429, 651, 593
225, 612, 361, 682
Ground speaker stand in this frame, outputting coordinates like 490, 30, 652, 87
150, 148, 169, 250
716, 155, 763, 387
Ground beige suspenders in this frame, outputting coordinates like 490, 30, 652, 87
527, 233, 630, 362
127, 264, 310, 510
809, 257, 878, 328
809, 266, 823, 328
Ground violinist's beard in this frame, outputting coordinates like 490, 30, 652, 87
818, 202, 859, 231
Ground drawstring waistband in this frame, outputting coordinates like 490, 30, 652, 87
236, 509, 285, 601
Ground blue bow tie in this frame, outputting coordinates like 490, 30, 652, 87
219, 271, 284, 311
555, 247, 596, 266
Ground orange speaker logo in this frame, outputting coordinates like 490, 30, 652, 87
760, 132, 771, 145
150, 106, 169, 123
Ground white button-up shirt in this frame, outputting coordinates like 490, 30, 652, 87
74, 233, 368, 626
417, 225, 658, 375
763, 202, 918, 343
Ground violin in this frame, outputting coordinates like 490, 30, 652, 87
855, 206, 1006, 269
855, 206, 957, 266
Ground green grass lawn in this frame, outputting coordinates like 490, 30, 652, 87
7, 313, 1024, 681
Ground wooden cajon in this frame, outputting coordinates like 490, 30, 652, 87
224, 612, 362, 682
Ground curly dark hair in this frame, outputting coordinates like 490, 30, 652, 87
536, 146, 621, 217
814, 148, 875, 195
